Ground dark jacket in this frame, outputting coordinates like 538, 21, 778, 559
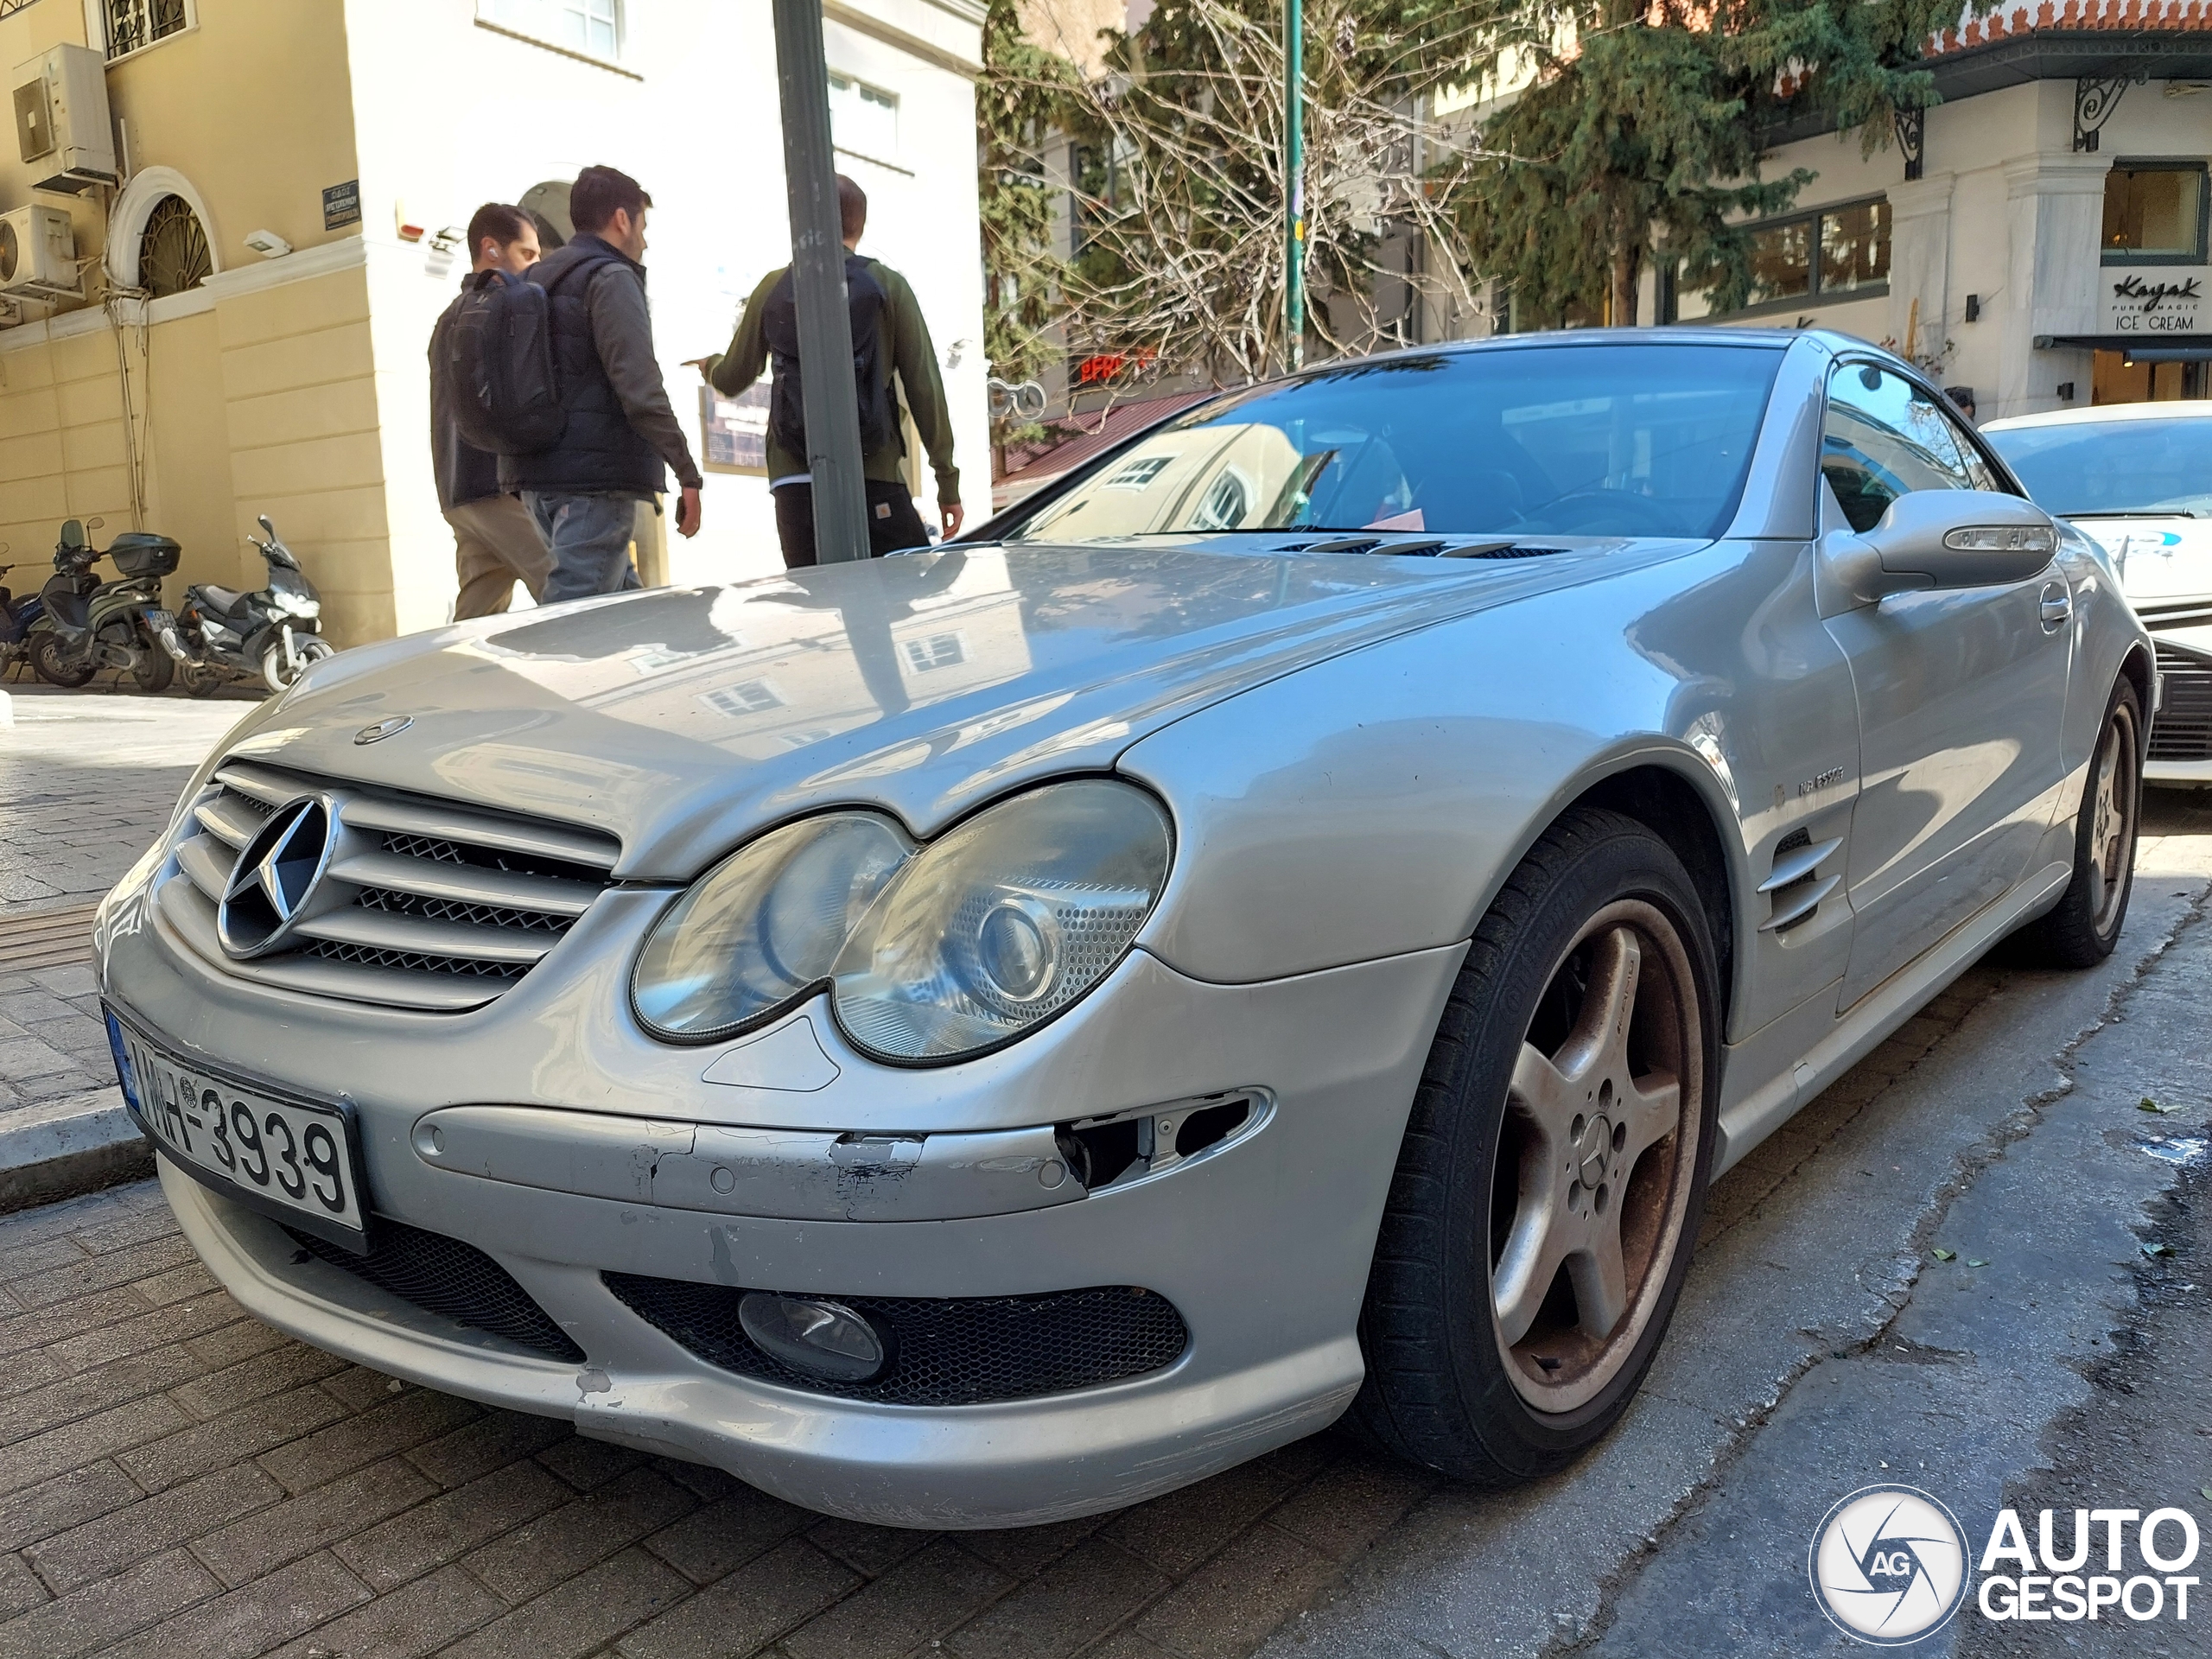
500, 234, 703, 499
705, 257, 959, 505
429, 286, 500, 511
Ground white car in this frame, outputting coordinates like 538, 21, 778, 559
1984, 401, 2212, 786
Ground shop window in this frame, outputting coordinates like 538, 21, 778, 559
478, 0, 621, 61
137, 194, 210, 298
829, 73, 899, 163
1673, 198, 1891, 321
2101, 163, 2207, 264
102, 0, 190, 60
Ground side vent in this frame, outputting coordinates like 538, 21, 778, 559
1759, 829, 1843, 935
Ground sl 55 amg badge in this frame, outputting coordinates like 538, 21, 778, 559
1798, 766, 1846, 796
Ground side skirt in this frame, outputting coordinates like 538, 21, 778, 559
1712, 860, 2073, 1176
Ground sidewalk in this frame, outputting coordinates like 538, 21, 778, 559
0, 685, 249, 1207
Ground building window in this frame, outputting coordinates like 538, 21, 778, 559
1675, 197, 1891, 321
901, 633, 965, 673
479, 0, 621, 61
137, 195, 210, 298
697, 680, 783, 718
101, 0, 190, 60
828, 73, 898, 162
2102, 163, 2207, 264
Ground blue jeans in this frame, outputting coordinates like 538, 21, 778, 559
524, 493, 644, 604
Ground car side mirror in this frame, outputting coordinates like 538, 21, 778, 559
1822, 489, 2056, 605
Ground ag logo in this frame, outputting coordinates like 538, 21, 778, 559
1809, 1485, 1971, 1645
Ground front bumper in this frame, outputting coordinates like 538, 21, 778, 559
101, 856, 1462, 1526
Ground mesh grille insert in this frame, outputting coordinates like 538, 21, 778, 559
285, 1220, 584, 1362
603, 1274, 1188, 1406
303, 941, 528, 980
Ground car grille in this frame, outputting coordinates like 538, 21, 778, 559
284, 1220, 585, 1363
157, 759, 620, 1012
602, 1274, 1189, 1406
2152, 644, 2212, 764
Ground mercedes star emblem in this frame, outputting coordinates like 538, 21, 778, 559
217, 796, 339, 959
354, 715, 413, 745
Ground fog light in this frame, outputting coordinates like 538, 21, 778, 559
737, 1292, 890, 1383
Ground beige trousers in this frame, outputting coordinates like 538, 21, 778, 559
446, 495, 553, 620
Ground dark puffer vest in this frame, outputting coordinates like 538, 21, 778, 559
499, 237, 665, 497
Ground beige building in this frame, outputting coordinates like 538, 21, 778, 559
0, 0, 990, 650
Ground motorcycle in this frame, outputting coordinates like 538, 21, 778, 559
27, 518, 182, 693
0, 556, 46, 677
157, 515, 333, 695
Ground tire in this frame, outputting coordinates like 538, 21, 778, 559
129, 644, 174, 695
179, 662, 222, 698
28, 628, 94, 688
2018, 676, 2144, 969
1349, 807, 1721, 1484
259, 635, 334, 693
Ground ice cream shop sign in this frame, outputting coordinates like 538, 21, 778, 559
2106, 271, 2204, 334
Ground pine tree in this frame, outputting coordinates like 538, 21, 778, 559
1465, 0, 1980, 327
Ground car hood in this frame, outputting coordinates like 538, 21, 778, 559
2064, 513, 2212, 610
223, 539, 1665, 880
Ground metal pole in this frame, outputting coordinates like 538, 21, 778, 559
771, 0, 871, 563
1284, 0, 1304, 373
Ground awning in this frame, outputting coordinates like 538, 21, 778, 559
2033, 334, 2212, 361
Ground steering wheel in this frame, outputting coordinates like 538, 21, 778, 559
1529, 489, 1681, 535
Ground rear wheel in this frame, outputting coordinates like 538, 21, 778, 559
179, 662, 222, 698
2018, 676, 2143, 969
129, 644, 174, 695
28, 628, 93, 688
1350, 808, 1719, 1483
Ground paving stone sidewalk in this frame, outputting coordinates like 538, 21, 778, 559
0, 1179, 1434, 1659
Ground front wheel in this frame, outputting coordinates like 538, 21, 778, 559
178, 661, 223, 698
259, 634, 334, 693
2018, 676, 2144, 968
1350, 807, 1719, 1484
28, 628, 94, 688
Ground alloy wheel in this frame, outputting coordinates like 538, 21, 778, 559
1489, 899, 1703, 1414
2085, 700, 2139, 938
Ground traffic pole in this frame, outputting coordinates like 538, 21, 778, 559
770, 0, 872, 563
1284, 0, 1304, 373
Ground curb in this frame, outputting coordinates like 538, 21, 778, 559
0, 1088, 155, 1214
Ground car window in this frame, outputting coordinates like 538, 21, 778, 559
1001, 345, 1786, 543
1984, 416, 2212, 517
1821, 364, 1980, 532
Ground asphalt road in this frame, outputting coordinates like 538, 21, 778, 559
6, 686, 2212, 1656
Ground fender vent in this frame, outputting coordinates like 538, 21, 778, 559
1760, 828, 1843, 935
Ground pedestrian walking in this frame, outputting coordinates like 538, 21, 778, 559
502, 165, 702, 603
431, 203, 554, 620
695, 175, 962, 568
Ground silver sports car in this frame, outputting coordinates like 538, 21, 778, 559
94, 328, 2150, 1528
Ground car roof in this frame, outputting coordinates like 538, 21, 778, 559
1983, 399, 2212, 433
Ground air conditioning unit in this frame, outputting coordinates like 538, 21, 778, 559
12, 43, 115, 194
0, 205, 82, 299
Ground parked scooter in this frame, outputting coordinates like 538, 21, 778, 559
27, 518, 182, 693
0, 555, 46, 677
158, 515, 333, 695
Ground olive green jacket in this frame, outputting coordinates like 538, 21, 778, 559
702, 258, 959, 506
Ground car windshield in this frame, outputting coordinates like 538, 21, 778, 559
1984, 416, 2212, 517
1001, 344, 1785, 543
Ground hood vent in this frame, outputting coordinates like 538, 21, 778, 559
1275, 536, 1572, 560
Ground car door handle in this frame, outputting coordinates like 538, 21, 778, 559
2038, 582, 2072, 632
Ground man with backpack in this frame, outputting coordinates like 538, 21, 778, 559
482, 165, 702, 603
430, 203, 553, 619
694, 175, 962, 568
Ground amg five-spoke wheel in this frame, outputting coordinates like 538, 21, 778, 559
1351, 808, 1718, 1484
2022, 675, 2143, 969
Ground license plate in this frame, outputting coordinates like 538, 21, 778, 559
143, 608, 174, 630
107, 1010, 366, 1245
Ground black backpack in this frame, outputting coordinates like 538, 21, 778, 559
446, 268, 566, 455
760, 254, 897, 461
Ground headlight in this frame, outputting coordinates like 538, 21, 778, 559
279, 594, 322, 620
631, 780, 1173, 1061
632, 813, 914, 1041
